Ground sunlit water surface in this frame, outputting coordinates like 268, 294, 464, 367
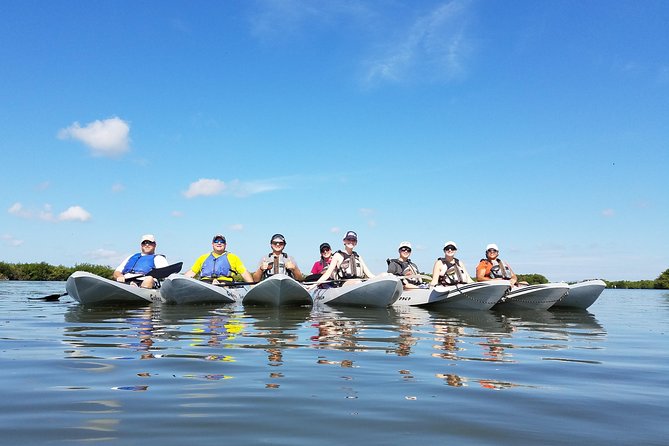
1, 282, 667, 445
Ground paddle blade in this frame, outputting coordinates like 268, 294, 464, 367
30, 292, 67, 301
148, 262, 183, 279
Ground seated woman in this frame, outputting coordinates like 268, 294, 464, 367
387, 241, 424, 289
430, 241, 475, 287
475, 243, 518, 287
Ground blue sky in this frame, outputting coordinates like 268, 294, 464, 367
1, 0, 667, 281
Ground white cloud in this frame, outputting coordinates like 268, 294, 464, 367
8, 202, 30, 218
111, 183, 125, 193
230, 223, 244, 231
58, 206, 92, 222
87, 248, 122, 265
36, 181, 50, 191
183, 178, 226, 198
363, 0, 472, 85
330, 226, 340, 234
1, 234, 24, 247
58, 117, 130, 157
171, 210, 184, 217
183, 178, 284, 198
601, 208, 615, 218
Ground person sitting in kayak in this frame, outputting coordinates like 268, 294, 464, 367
252, 233, 304, 282
430, 241, 475, 287
476, 243, 518, 287
387, 241, 425, 289
184, 234, 254, 284
308, 231, 375, 289
311, 242, 333, 276
113, 234, 169, 288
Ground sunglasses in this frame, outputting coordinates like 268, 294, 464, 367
141, 241, 155, 246
444, 246, 457, 251
399, 247, 412, 252
487, 249, 498, 253
213, 239, 226, 244
344, 238, 357, 243
272, 241, 285, 246
320, 248, 331, 253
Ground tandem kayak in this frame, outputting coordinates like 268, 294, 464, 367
243, 274, 312, 306
161, 274, 246, 305
553, 279, 606, 309
66, 271, 161, 306
311, 275, 403, 308
394, 281, 511, 310
494, 282, 569, 310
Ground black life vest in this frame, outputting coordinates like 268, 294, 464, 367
387, 258, 421, 285
438, 257, 467, 285
335, 250, 364, 279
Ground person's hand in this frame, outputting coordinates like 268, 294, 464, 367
116, 276, 125, 283
285, 261, 296, 271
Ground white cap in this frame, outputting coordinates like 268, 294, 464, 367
486, 243, 499, 251
398, 241, 412, 250
443, 241, 458, 249
141, 234, 156, 243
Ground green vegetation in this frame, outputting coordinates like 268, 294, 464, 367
516, 274, 549, 285
0, 262, 114, 281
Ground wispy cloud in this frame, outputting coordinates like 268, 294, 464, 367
601, 208, 615, 218
171, 210, 184, 218
58, 117, 131, 157
229, 224, 244, 231
183, 178, 285, 199
8, 202, 92, 222
363, 0, 473, 85
111, 183, 125, 193
1, 234, 24, 247
359, 208, 377, 227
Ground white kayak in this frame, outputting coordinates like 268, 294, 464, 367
311, 275, 403, 308
161, 274, 245, 305
66, 271, 161, 306
494, 282, 569, 310
394, 281, 511, 310
553, 279, 606, 309
243, 274, 312, 306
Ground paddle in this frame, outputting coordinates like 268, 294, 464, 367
31, 262, 183, 301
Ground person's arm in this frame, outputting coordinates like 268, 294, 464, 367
505, 262, 518, 286
476, 261, 489, 282
286, 257, 304, 281
153, 255, 169, 268
459, 261, 475, 284
359, 256, 375, 279
309, 253, 342, 288
387, 260, 401, 275
430, 260, 442, 286
311, 261, 323, 275
252, 258, 268, 282
113, 256, 131, 282
184, 254, 206, 278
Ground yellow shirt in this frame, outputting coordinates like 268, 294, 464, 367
189, 252, 248, 281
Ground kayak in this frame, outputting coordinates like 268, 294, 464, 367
161, 274, 246, 305
243, 274, 312, 306
553, 279, 606, 309
494, 282, 569, 310
394, 281, 511, 310
66, 271, 161, 306
311, 275, 403, 308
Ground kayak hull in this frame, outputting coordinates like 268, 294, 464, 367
66, 271, 160, 306
161, 274, 242, 305
243, 274, 312, 306
494, 283, 569, 310
312, 275, 402, 308
395, 281, 510, 310
553, 279, 606, 309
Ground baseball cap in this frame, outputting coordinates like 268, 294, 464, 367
212, 234, 226, 243
271, 233, 286, 243
443, 241, 458, 250
398, 241, 412, 250
486, 243, 499, 251
343, 231, 358, 241
319, 242, 331, 252
141, 234, 156, 243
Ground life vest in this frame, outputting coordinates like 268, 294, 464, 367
263, 253, 294, 279
387, 258, 421, 285
438, 258, 467, 285
335, 250, 364, 279
122, 253, 157, 275
200, 252, 232, 279
480, 258, 512, 280
316, 257, 330, 271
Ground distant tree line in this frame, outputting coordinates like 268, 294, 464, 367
0, 262, 114, 281
1, 262, 668, 289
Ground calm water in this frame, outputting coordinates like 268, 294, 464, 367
1, 282, 667, 445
